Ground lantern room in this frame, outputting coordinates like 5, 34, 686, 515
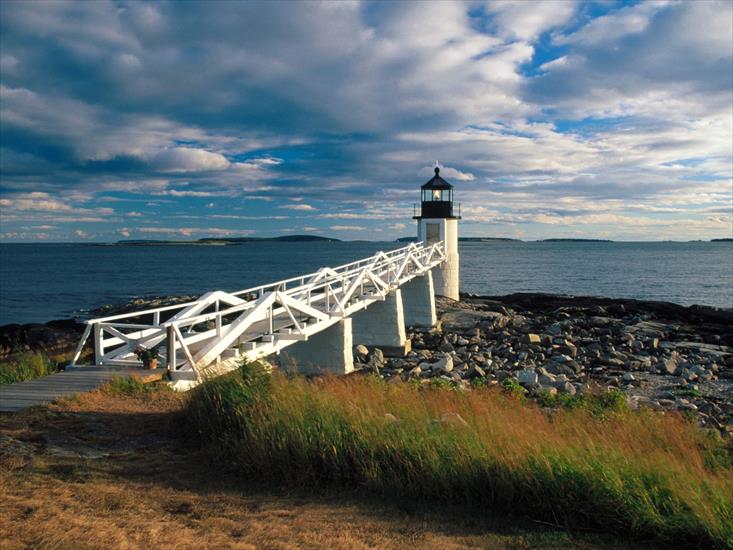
416, 166, 459, 219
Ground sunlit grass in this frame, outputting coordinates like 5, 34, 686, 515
186, 363, 733, 548
0, 351, 61, 385
100, 376, 171, 397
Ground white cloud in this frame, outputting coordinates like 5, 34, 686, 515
150, 147, 229, 172
136, 227, 257, 237
486, 0, 578, 40
330, 225, 365, 231
279, 204, 316, 211
419, 164, 475, 181
554, 1, 670, 46
0, 192, 114, 216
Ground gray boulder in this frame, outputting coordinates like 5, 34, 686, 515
518, 368, 538, 386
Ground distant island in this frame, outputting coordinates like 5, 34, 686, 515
540, 238, 613, 242
112, 235, 340, 246
711, 238, 733, 242
459, 237, 522, 242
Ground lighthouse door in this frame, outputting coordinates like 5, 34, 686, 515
425, 223, 440, 244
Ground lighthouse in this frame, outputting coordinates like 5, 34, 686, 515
414, 166, 460, 300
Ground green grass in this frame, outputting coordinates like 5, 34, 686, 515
535, 387, 628, 417
185, 363, 733, 549
674, 388, 703, 398
100, 376, 170, 396
0, 351, 61, 385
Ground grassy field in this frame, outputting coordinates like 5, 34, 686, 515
186, 364, 733, 549
0, 379, 652, 550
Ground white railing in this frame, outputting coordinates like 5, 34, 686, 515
70, 241, 445, 379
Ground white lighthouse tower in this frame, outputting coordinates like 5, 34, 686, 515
414, 166, 460, 300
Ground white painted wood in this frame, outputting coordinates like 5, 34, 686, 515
73, 242, 446, 379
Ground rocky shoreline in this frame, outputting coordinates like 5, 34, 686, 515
353, 294, 733, 437
2, 292, 732, 435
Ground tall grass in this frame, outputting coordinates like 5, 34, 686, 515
0, 351, 60, 385
186, 364, 733, 548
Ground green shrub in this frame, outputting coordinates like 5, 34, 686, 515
500, 376, 527, 399
0, 351, 59, 385
537, 388, 628, 418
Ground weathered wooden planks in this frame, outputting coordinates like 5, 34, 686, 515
0, 367, 164, 412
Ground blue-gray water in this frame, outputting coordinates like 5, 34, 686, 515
0, 241, 731, 325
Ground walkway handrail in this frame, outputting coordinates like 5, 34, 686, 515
70, 241, 446, 377
86, 242, 429, 324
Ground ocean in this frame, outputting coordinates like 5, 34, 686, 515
0, 241, 731, 325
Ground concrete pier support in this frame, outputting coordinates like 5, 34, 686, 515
351, 289, 410, 356
401, 271, 437, 327
280, 318, 354, 375
433, 250, 460, 301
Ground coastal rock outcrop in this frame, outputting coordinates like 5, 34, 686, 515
362, 293, 733, 437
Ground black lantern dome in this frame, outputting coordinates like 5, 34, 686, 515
414, 166, 460, 219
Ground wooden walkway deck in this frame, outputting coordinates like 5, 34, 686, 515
0, 367, 164, 413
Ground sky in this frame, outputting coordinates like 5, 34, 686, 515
0, 0, 731, 242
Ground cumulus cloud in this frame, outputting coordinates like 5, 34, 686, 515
0, 0, 730, 241
485, 0, 578, 40
418, 164, 475, 181
149, 147, 230, 172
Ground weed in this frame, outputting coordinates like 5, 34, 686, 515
500, 376, 527, 399
101, 376, 151, 396
675, 388, 703, 398
537, 388, 628, 418
426, 376, 453, 390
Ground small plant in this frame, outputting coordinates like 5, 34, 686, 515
426, 377, 453, 390
675, 388, 703, 398
500, 376, 527, 399
102, 376, 147, 396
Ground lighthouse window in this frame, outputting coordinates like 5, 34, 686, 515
433, 189, 441, 201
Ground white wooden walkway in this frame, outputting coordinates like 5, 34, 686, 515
69, 242, 445, 381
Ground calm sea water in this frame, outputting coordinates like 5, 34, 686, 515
0, 241, 731, 325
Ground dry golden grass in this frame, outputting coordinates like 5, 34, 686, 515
0, 383, 648, 550
187, 368, 733, 547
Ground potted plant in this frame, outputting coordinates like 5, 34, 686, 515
134, 345, 160, 370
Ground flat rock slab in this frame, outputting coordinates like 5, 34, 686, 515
440, 309, 510, 330
674, 341, 733, 357
0, 367, 164, 412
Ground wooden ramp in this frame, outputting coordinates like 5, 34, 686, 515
0, 367, 164, 413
